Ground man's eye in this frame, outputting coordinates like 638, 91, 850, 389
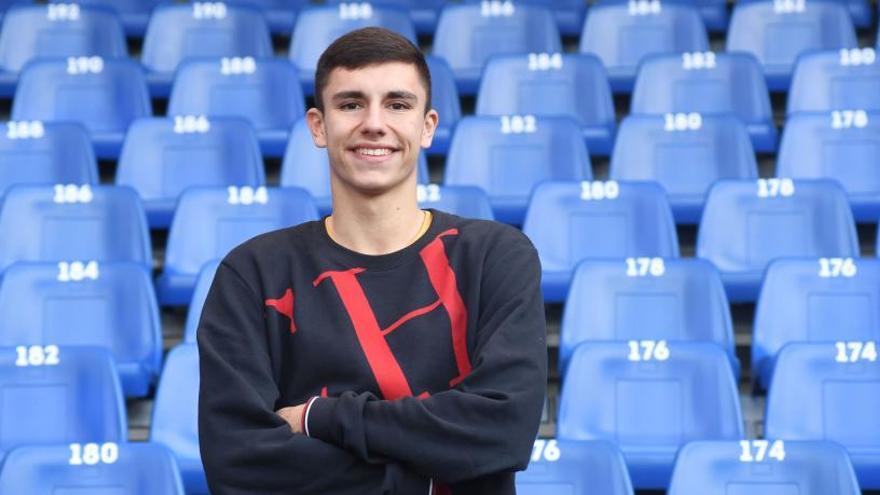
389, 102, 410, 110
340, 102, 361, 110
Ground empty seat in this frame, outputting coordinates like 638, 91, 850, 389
326, 0, 445, 35
235, 0, 308, 33
0, 185, 152, 274
668, 440, 862, 495
433, 3, 562, 95
152, 344, 205, 493
417, 184, 495, 221
426, 55, 460, 155
463, 0, 587, 36
167, 58, 303, 157
787, 49, 880, 115
279, 118, 430, 214
183, 259, 220, 343
0, 443, 185, 494
0, 4, 127, 96
560, 258, 738, 377
289, 4, 417, 95
610, 114, 759, 222
726, 1, 857, 91
0, 261, 162, 397
50, 0, 165, 36
777, 111, 880, 221
0, 121, 97, 199
116, 116, 265, 228
558, 342, 743, 488
12, 57, 151, 159
523, 181, 679, 302
630, 52, 777, 152
697, 179, 859, 302
765, 342, 880, 488
753, 258, 880, 390
580, 3, 709, 92
0, 346, 127, 463
476, 53, 616, 155
141, 3, 273, 96
445, 116, 592, 225
516, 439, 634, 495
156, 186, 319, 305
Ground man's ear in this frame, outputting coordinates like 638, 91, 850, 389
420, 108, 439, 149
306, 107, 327, 148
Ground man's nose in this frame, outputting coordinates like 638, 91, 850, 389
361, 105, 386, 135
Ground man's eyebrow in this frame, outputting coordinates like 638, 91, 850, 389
386, 90, 418, 101
330, 90, 366, 101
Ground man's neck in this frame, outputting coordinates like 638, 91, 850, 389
328, 186, 426, 256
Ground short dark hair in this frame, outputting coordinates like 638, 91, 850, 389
314, 27, 432, 113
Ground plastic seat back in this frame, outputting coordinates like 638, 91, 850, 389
183, 259, 221, 343
426, 55, 461, 154
417, 184, 495, 221
517, 439, 634, 495
787, 49, 880, 114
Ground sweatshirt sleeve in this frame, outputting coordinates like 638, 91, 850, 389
197, 260, 432, 495
304, 231, 548, 483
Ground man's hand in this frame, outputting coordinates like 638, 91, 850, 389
277, 403, 308, 434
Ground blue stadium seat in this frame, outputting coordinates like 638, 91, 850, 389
289, 4, 417, 95
517, 439, 634, 495
0, 261, 162, 397
0, 121, 97, 200
476, 53, 616, 155
610, 114, 759, 222
668, 440, 862, 495
426, 55, 460, 155
326, 0, 445, 35
523, 181, 679, 302
697, 179, 860, 302
754, 258, 880, 390
279, 118, 430, 215
580, 3, 709, 93
630, 52, 777, 152
739, 0, 871, 28
765, 342, 880, 488
558, 342, 743, 489
463, 0, 587, 36
49, 0, 164, 36
116, 116, 265, 228
433, 3, 562, 95
597, 0, 729, 32
156, 186, 319, 305
183, 259, 220, 343
167, 58, 302, 157
0, 4, 127, 96
235, 0, 308, 34
0, 346, 127, 464
777, 111, 880, 221
418, 184, 495, 221
560, 258, 738, 378
445, 116, 591, 225
726, 1, 857, 91
0, 185, 152, 274
12, 57, 151, 159
788, 49, 880, 115
152, 344, 205, 494
0, 443, 185, 494
141, 3, 273, 97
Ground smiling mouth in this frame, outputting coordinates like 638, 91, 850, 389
355, 148, 394, 156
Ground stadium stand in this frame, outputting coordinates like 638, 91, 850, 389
115, 116, 265, 228
610, 113, 758, 222
738, 0, 872, 28
183, 259, 220, 344
50, 0, 164, 36
463, 0, 587, 36
426, 55, 460, 155
475, 53, 616, 155
787, 48, 880, 115
326, 0, 445, 35
417, 184, 495, 221
235, 0, 307, 34
516, 439, 634, 495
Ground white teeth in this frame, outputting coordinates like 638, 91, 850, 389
356, 148, 392, 156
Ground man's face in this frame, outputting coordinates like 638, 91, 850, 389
306, 62, 438, 196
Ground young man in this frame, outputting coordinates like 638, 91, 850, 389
198, 27, 547, 494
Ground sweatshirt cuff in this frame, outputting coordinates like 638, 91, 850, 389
303, 396, 338, 441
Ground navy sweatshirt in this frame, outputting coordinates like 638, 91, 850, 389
197, 210, 547, 494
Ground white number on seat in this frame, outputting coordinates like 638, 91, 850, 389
740, 440, 786, 462
220, 57, 256, 76
481, 1, 515, 17
580, 180, 619, 201
626, 257, 665, 277
173, 115, 211, 134
500, 115, 537, 134
417, 184, 441, 203
627, 340, 670, 361
773, 0, 805, 13
227, 186, 268, 205
818, 257, 857, 278
193, 2, 227, 19
53, 184, 93, 204
339, 2, 373, 20
682, 52, 716, 70
840, 48, 876, 66
58, 261, 99, 282
15, 345, 60, 367
831, 110, 868, 129
47, 3, 80, 21
6, 121, 45, 140
629, 0, 662, 15
66, 56, 103, 75
69, 443, 119, 466
835, 341, 878, 363
664, 112, 702, 131
528, 53, 563, 71
757, 178, 794, 198
531, 439, 561, 462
